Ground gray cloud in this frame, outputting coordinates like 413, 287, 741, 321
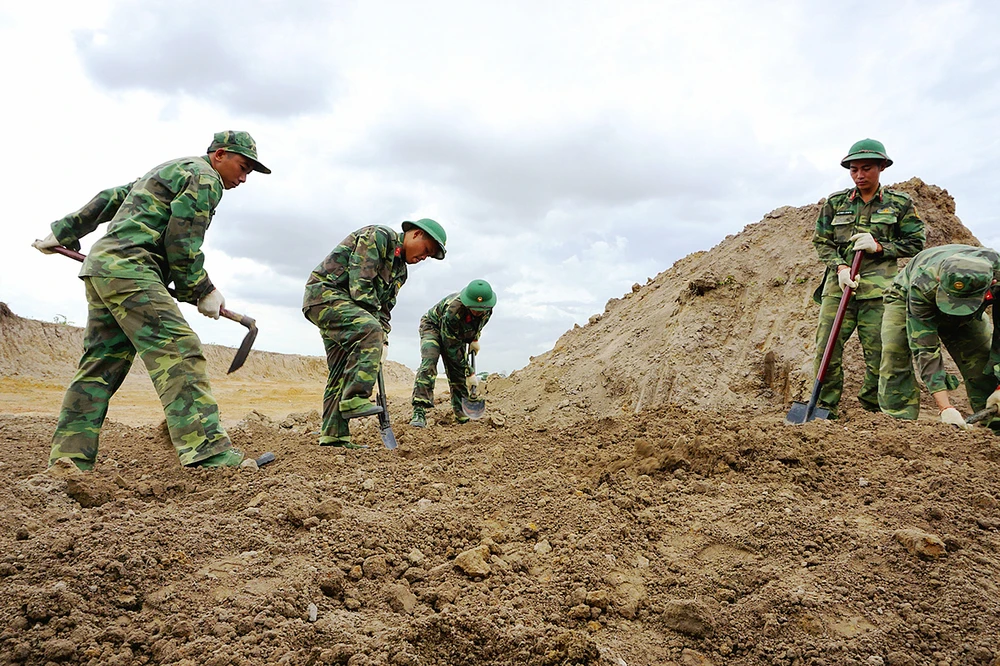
73, 2, 341, 118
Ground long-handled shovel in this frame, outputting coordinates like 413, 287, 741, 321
460, 349, 486, 419
49, 245, 258, 373
375, 366, 397, 450
786, 251, 864, 424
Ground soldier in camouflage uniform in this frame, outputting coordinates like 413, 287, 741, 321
810, 139, 925, 418
31, 131, 271, 470
409, 280, 496, 428
879, 245, 1000, 428
303, 219, 447, 448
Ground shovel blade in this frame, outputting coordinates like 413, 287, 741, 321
785, 401, 831, 425
461, 396, 486, 420
380, 426, 398, 450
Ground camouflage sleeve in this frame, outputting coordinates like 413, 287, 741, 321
164, 172, 222, 303
441, 316, 472, 377
476, 310, 493, 338
379, 278, 399, 336
880, 199, 925, 260
811, 199, 845, 269
50, 183, 135, 251
906, 289, 953, 393
347, 227, 388, 319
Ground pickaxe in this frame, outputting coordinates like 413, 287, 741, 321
48, 245, 258, 374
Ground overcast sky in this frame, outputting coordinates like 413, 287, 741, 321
2, 1, 999, 375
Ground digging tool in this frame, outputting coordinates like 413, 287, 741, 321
966, 404, 998, 425
460, 349, 486, 420
48, 245, 258, 373
375, 366, 397, 450
786, 251, 864, 424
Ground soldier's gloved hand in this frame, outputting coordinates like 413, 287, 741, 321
197, 289, 225, 320
470, 340, 481, 354
32, 232, 60, 254
837, 267, 859, 291
987, 387, 1000, 412
940, 407, 970, 430
849, 232, 881, 254
466, 374, 480, 392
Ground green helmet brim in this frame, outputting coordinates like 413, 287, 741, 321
841, 152, 892, 169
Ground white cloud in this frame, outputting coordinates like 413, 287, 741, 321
3, 0, 1000, 376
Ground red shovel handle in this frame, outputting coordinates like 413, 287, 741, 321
49, 245, 86, 262
816, 251, 864, 383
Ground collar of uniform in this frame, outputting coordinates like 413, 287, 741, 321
848, 184, 885, 203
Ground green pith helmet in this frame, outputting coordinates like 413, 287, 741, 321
402, 218, 447, 259
936, 254, 994, 316
460, 279, 497, 308
841, 138, 892, 169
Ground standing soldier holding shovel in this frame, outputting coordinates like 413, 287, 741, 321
809, 139, 925, 418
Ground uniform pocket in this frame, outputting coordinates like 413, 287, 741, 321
832, 214, 855, 243
868, 212, 897, 243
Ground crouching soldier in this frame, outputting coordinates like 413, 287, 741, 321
410, 279, 496, 427
879, 244, 1000, 429
303, 219, 447, 448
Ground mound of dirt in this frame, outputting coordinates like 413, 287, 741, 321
489, 179, 980, 426
1, 403, 999, 665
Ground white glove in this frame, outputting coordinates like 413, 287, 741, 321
32, 232, 60, 254
849, 232, 880, 254
987, 387, 1000, 411
197, 289, 225, 319
940, 407, 970, 430
466, 374, 481, 392
470, 340, 481, 354
837, 267, 859, 291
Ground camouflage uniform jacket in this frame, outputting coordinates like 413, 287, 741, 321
302, 225, 407, 334
887, 244, 1000, 393
49, 155, 223, 304
812, 185, 925, 301
422, 293, 492, 378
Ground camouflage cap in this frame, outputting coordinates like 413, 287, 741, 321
207, 131, 271, 174
936, 254, 994, 316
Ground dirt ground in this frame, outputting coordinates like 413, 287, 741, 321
2, 180, 999, 666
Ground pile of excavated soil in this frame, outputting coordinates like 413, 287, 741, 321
2, 179, 999, 666
489, 179, 980, 427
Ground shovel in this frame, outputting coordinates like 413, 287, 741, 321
460, 349, 486, 420
786, 250, 864, 424
49, 245, 258, 373
375, 365, 397, 450
966, 404, 998, 425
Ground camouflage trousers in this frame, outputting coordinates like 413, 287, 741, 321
50, 277, 231, 468
411, 318, 469, 415
879, 297, 996, 419
813, 295, 884, 416
305, 301, 384, 444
